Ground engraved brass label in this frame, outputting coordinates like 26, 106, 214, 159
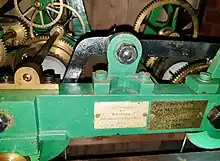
94, 101, 149, 129
148, 101, 208, 130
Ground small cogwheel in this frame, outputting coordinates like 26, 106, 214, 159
2, 20, 28, 46
14, 0, 64, 28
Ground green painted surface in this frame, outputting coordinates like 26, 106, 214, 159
0, 33, 220, 161
143, 5, 176, 35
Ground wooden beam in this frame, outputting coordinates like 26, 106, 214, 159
70, 133, 185, 146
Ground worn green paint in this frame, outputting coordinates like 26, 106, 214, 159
0, 33, 220, 161
68, 0, 91, 36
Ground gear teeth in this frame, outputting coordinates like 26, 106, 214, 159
59, 39, 74, 51
146, 57, 158, 67
20, 35, 51, 46
1, 17, 29, 46
13, 36, 74, 69
0, 15, 20, 26
0, 39, 7, 67
21, 35, 74, 50
14, 0, 63, 28
134, 0, 199, 38
17, 17, 29, 40
170, 60, 209, 84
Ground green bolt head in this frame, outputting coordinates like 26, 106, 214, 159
95, 70, 108, 80
198, 72, 211, 82
138, 72, 150, 81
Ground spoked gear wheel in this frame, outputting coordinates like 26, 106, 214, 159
29, 2, 86, 38
134, 0, 199, 37
170, 59, 210, 84
135, 0, 200, 81
13, 36, 74, 78
14, 0, 64, 28
0, 39, 7, 66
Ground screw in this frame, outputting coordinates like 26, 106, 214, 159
198, 72, 211, 81
23, 73, 32, 82
95, 114, 100, 118
143, 113, 147, 117
95, 70, 107, 80
138, 72, 150, 81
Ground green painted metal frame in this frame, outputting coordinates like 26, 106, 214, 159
1, 33, 220, 161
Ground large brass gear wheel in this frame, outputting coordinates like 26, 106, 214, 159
13, 36, 74, 78
170, 60, 210, 84
2, 21, 28, 46
0, 39, 7, 67
134, 0, 199, 38
14, 0, 64, 28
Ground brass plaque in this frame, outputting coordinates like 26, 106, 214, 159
94, 101, 149, 129
148, 101, 208, 130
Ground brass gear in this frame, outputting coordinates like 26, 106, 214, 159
50, 25, 65, 39
134, 0, 199, 38
29, 2, 86, 38
2, 21, 28, 46
0, 153, 28, 161
170, 60, 209, 84
146, 57, 158, 67
0, 39, 7, 66
14, 0, 64, 28
12, 36, 74, 70
0, 16, 20, 26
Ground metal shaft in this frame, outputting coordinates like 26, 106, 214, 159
2, 31, 15, 41
33, 31, 59, 64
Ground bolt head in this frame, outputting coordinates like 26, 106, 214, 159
138, 72, 150, 81
117, 44, 137, 64
95, 70, 107, 80
198, 72, 211, 81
